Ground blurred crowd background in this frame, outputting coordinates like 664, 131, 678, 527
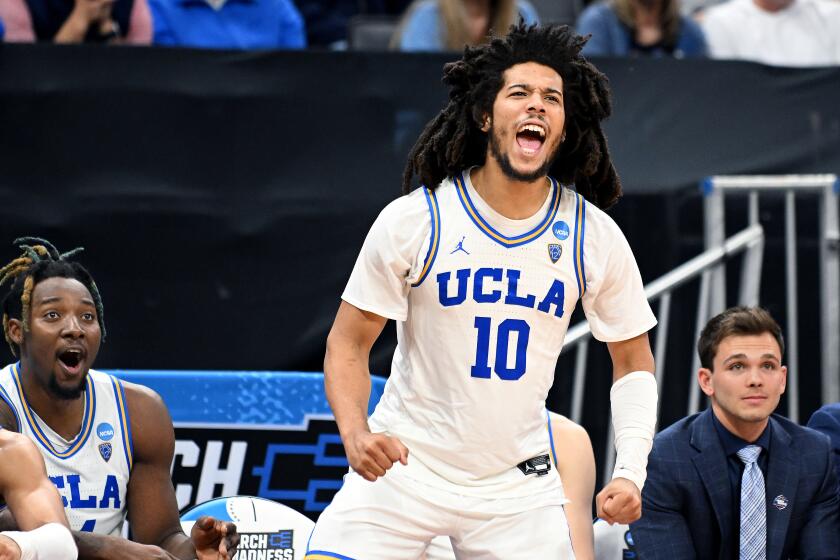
1, 0, 838, 66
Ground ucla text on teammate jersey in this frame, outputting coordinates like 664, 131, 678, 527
49, 473, 122, 532
0, 364, 133, 536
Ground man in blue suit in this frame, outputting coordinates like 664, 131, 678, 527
808, 402, 840, 487
631, 306, 840, 559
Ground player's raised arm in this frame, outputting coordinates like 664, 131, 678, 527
596, 333, 657, 525
0, 433, 69, 530
324, 301, 408, 482
0, 404, 23, 532
0, 431, 76, 560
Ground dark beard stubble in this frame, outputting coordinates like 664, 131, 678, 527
49, 374, 86, 400
487, 124, 558, 183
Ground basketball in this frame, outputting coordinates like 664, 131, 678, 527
181, 496, 314, 559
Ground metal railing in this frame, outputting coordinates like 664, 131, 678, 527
563, 173, 839, 483
564, 224, 765, 482
704, 174, 840, 419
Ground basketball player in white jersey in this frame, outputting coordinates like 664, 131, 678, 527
307, 23, 658, 559
0, 238, 239, 560
0, 429, 77, 559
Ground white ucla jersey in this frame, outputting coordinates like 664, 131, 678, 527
0, 363, 132, 536
343, 169, 656, 499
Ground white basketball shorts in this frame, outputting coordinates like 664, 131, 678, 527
305, 465, 575, 559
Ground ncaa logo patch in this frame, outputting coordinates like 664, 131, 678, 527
772, 495, 789, 510
99, 442, 112, 462
552, 221, 570, 241
97, 422, 114, 441
548, 243, 562, 263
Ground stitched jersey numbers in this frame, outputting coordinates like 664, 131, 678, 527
470, 317, 530, 380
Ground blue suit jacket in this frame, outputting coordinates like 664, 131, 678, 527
808, 403, 840, 486
631, 409, 840, 559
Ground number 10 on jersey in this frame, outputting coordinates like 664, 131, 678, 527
471, 317, 530, 380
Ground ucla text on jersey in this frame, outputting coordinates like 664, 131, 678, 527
0, 364, 133, 535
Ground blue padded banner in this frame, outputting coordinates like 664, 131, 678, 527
101, 370, 389, 518
107, 370, 386, 427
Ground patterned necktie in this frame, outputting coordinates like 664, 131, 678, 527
737, 445, 766, 560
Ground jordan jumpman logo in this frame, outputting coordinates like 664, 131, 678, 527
451, 236, 470, 255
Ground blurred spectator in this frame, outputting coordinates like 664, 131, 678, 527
701, 0, 840, 66
364, 0, 414, 13
807, 403, 840, 486
392, 0, 539, 52
0, 0, 151, 43
576, 0, 706, 57
679, 0, 725, 17
293, 0, 412, 49
0, 17, 4, 39
293, 0, 356, 48
148, 0, 306, 49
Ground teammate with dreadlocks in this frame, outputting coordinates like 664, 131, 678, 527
307, 23, 659, 559
0, 237, 240, 560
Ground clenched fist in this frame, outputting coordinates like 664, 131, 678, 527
596, 477, 642, 524
344, 431, 409, 482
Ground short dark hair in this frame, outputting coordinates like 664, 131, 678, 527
0, 237, 106, 357
697, 306, 784, 369
402, 22, 621, 209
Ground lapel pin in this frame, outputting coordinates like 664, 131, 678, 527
772, 495, 789, 510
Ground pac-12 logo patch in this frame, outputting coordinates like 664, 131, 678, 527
548, 244, 562, 263
97, 422, 114, 441
99, 442, 112, 462
552, 221, 570, 241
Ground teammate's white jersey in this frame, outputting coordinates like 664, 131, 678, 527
0, 363, 132, 536
343, 169, 655, 500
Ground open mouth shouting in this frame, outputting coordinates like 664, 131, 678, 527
57, 347, 86, 377
515, 122, 546, 156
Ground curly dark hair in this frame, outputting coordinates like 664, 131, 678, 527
402, 22, 621, 209
0, 237, 105, 357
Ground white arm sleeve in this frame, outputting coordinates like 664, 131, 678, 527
610, 371, 658, 491
2, 523, 77, 560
